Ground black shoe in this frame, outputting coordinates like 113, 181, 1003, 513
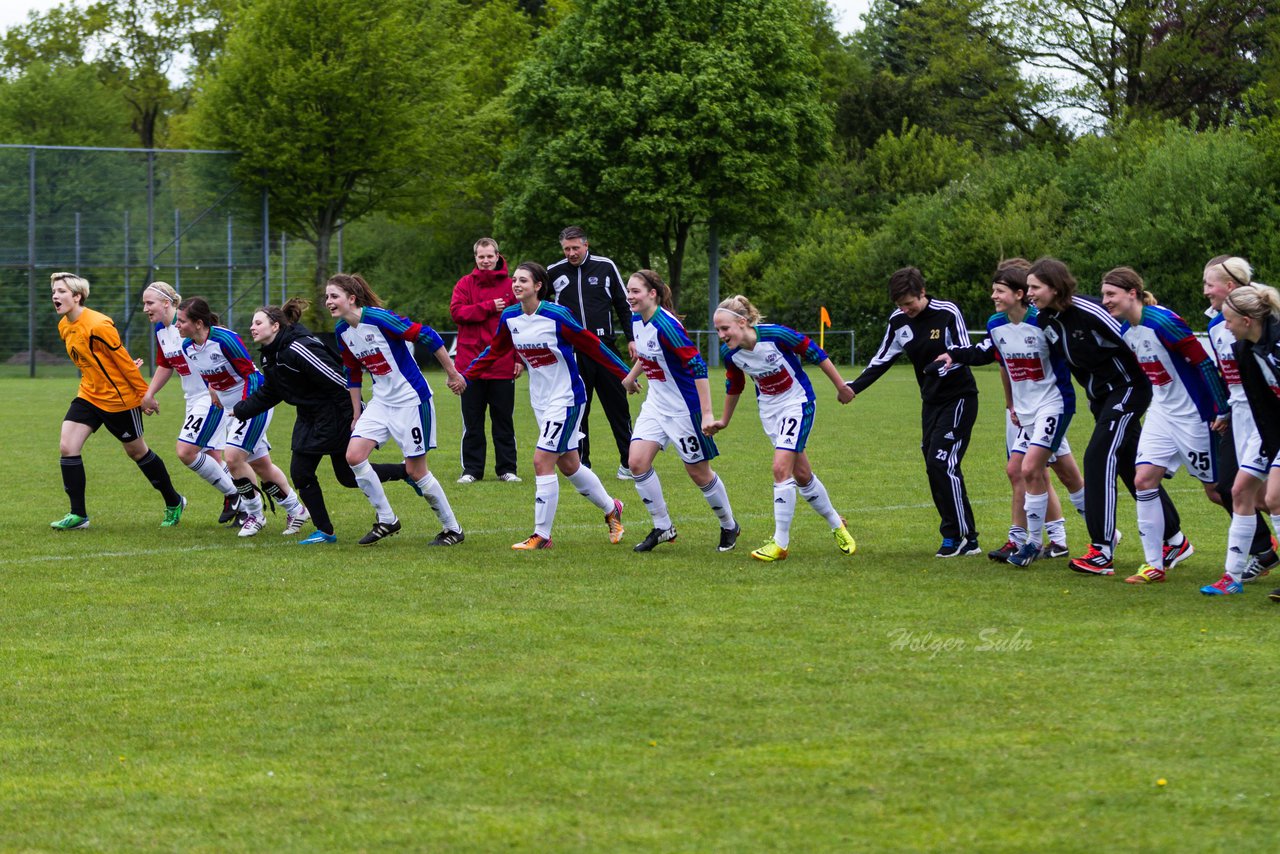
359, 518, 402, 545
219, 495, 241, 525
987, 540, 1018, 563
1243, 548, 1279, 582
1269, 587, 1280, 603
633, 526, 677, 552
428, 529, 465, 546
718, 523, 741, 552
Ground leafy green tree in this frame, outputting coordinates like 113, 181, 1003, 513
193, 0, 445, 306
846, 0, 1060, 152
497, 0, 831, 305
1, 0, 232, 148
0, 61, 133, 146
1006, 0, 1277, 128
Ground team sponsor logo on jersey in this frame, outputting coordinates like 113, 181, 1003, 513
518, 344, 558, 369
638, 355, 666, 381
1220, 358, 1241, 385
1005, 356, 1046, 383
1138, 355, 1172, 386
354, 349, 394, 376
588, 276, 599, 285
757, 369, 793, 395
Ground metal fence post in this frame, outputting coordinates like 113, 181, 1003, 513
27, 146, 36, 378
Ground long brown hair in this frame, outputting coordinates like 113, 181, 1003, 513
1027, 258, 1076, 311
177, 296, 219, 328
326, 273, 382, 308
256, 297, 310, 328
1101, 266, 1157, 306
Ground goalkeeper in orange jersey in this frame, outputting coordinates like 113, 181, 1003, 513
50, 272, 185, 530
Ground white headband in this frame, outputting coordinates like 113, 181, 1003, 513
715, 307, 749, 321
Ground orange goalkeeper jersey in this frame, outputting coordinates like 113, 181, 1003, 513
58, 307, 147, 412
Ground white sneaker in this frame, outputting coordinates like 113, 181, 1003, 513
238, 513, 266, 538
616, 465, 633, 480
282, 506, 311, 535
457, 473, 478, 484
498, 472, 522, 483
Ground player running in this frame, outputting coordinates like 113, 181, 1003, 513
1199, 257, 1280, 595
617, 270, 740, 552
1027, 258, 1186, 577
1209, 284, 1280, 599
177, 296, 307, 537
707, 295, 857, 562
463, 262, 629, 551
1100, 267, 1229, 584
50, 272, 185, 530
327, 273, 466, 547
139, 282, 241, 526
935, 261, 1080, 567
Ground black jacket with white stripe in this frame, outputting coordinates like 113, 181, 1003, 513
233, 322, 354, 454
547, 252, 634, 343
1233, 314, 1280, 459
1035, 295, 1151, 407
849, 298, 978, 405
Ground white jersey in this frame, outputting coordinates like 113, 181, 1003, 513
721, 325, 827, 419
335, 306, 444, 408
1120, 305, 1227, 424
1206, 310, 1248, 407
154, 321, 211, 402
464, 302, 629, 411
632, 307, 707, 419
181, 325, 263, 408
954, 308, 1075, 423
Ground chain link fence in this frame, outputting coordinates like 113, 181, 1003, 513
0, 144, 276, 377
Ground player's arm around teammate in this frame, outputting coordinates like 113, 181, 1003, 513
139, 281, 242, 525
49, 272, 185, 530
620, 270, 740, 553
326, 274, 466, 547
708, 295, 856, 563
1100, 267, 1228, 584
463, 262, 629, 551
176, 297, 306, 537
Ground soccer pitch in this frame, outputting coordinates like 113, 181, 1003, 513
3, 367, 1277, 850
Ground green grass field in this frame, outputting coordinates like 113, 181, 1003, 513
3, 366, 1278, 851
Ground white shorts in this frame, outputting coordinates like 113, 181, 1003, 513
759, 400, 814, 453
353, 396, 435, 457
533, 403, 585, 454
1137, 414, 1216, 483
178, 394, 229, 450
1006, 409, 1071, 458
632, 406, 718, 464
224, 408, 272, 462
1231, 401, 1270, 480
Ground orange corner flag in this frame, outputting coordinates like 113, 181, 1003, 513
819, 306, 831, 350
820, 306, 832, 328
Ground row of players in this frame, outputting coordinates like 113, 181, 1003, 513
857, 256, 1280, 598
49, 252, 1280, 595
48, 266, 857, 560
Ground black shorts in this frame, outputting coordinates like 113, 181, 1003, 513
65, 398, 145, 443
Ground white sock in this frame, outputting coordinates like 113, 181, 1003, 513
1008, 525, 1027, 546
234, 480, 264, 517
700, 473, 736, 529
186, 453, 237, 496
566, 465, 614, 513
1046, 518, 1066, 545
416, 472, 460, 532
278, 490, 303, 515
1024, 491, 1049, 549
633, 469, 671, 529
352, 460, 396, 523
1068, 488, 1086, 515
1226, 512, 1255, 580
796, 474, 842, 528
534, 473, 558, 538
1135, 488, 1164, 568
773, 479, 797, 549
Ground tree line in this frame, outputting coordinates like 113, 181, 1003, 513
3, 0, 1278, 348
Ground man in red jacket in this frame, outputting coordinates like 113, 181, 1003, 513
450, 237, 521, 483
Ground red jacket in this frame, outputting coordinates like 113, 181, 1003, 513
450, 255, 518, 380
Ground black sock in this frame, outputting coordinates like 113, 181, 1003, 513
371, 462, 409, 483
136, 450, 182, 506
60, 455, 87, 517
